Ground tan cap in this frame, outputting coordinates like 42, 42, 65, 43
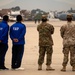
67, 14, 73, 18
42, 15, 47, 19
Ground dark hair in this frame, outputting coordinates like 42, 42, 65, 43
3, 15, 9, 21
67, 18, 72, 22
16, 15, 22, 22
42, 18, 47, 22
67, 14, 73, 22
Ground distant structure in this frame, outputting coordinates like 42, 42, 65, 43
68, 8, 75, 13
47, 11, 55, 20
0, 7, 75, 21
8, 10, 20, 21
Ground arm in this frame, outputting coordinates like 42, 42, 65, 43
10, 27, 18, 42
10, 26, 15, 40
60, 26, 65, 38
10, 26, 19, 42
0, 26, 9, 41
50, 25, 54, 34
18, 25, 26, 41
37, 25, 40, 31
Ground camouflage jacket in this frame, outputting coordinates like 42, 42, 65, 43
37, 22, 54, 46
60, 22, 75, 46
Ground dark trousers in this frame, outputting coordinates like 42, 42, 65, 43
0, 43, 8, 68
11, 45, 24, 69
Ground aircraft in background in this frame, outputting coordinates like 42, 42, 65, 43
58, 13, 75, 21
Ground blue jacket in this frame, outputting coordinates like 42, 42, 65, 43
10, 22, 26, 45
0, 21, 9, 44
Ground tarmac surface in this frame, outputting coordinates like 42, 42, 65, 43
0, 19, 75, 75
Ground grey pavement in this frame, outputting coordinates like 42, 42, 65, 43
0, 20, 75, 75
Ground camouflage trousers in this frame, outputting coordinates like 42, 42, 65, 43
62, 46, 75, 67
38, 46, 53, 65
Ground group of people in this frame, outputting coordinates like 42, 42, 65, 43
37, 14, 75, 72
34, 19, 41, 24
0, 15, 26, 70
0, 14, 75, 72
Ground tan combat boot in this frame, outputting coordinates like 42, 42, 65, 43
38, 65, 42, 70
46, 65, 55, 71
72, 66, 75, 71
61, 66, 66, 72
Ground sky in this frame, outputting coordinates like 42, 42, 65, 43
0, 0, 75, 12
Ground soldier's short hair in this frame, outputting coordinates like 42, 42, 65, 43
42, 15, 47, 19
67, 14, 73, 18
66, 14, 73, 22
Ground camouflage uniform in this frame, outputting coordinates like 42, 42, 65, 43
37, 22, 54, 66
60, 22, 75, 67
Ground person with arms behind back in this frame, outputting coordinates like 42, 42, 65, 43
60, 14, 75, 72
0, 15, 9, 70
10, 15, 26, 70
37, 15, 55, 71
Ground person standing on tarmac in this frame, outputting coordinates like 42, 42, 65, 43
10, 15, 26, 70
37, 15, 55, 71
0, 15, 9, 70
60, 14, 75, 72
